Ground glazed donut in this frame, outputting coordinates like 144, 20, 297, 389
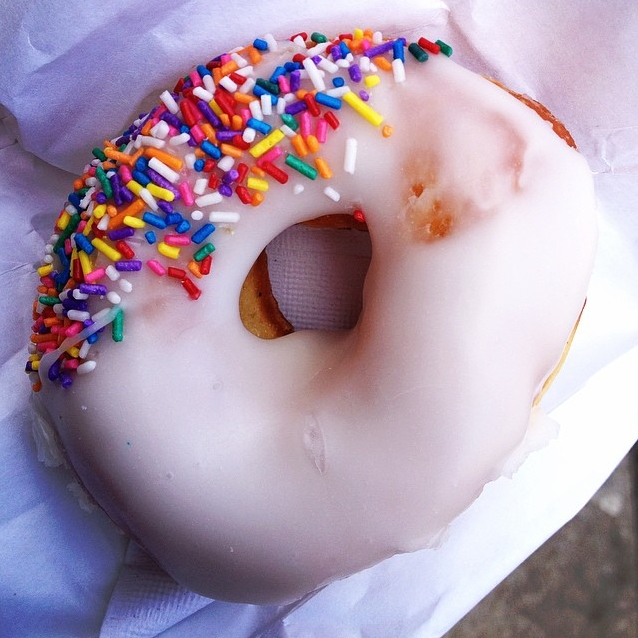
27, 28, 597, 604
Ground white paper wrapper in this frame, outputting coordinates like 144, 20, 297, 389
1, 1, 637, 636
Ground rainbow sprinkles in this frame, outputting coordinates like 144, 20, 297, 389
26, 29, 452, 391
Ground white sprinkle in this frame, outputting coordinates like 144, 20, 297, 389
218, 76, 238, 93
324, 186, 341, 202
160, 90, 179, 114
292, 34, 306, 48
325, 86, 350, 98
147, 157, 180, 183
67, 310, 91, 322
242, 127, 257, 143
360, 56, 372, 72
43, 254, 53, 264
276, 97, 287, 114
72, 289, 89, 300
191, 210, 204, 221
260, 93, 272, 116
150, 120, 170, 139
249, 99, 263, 121
235, 65, 255, 78
193, 86, 214, 102
105, 264, 120, 281
196, 192, 224, 207
302, 56, 326, 91
134, 135, 165, 149
97, 215, 109, 231
217, 155, 235, 172
316, 55, 339, 74
139, 188, 158, 211
78, 340, 91, 359
344, 138, 358, 175
65, 203, 78, 215
307, 42, 331, 57
184, 153, 197, 169
208, 211, 240, 223
279, 125, 297, 138
119, 278, 133, 293
77, 360, 97, 375
202, 74, 215, 93
392, 58, 406, 83
53, 303, 64, 316
336, 59, 351, 69
263, 33, 278, 51
107, 291, 121, 305
230, 52, 248, 68
169, 132, 191, 146
193, 178, 208, 195
293, 184, 305, 195
373, 31, 384, 44
239, 77, 256, 95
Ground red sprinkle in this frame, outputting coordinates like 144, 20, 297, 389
236, 185, 252, 204
418, 37, 441, 54
200, 255, 212, 275
168, 267, 186, 279
182, 277, 202, 300
324, 111, 340, 130
115, 240, 135, 259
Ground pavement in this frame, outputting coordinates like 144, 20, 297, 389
445, 444, 638, 637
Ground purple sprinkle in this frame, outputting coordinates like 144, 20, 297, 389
348, 64, 362, 83
107, 226, 135, 241
285, 100, 308, 115
146, 168, 180, 198
48, 359, 60, 381
215, 130, 236, 142
119, 187, 134, 204
290, 70, 301, 92
95, 192, 108, 204
187, 135, 198, 147
110, 174, 123, 206
62, 297, 88, 311
222, 169, 239, 185
359, 91, 370, 102
330, 45, 342, 61
365, 41, 395, 58
197, 100, 222, 127
115, 260, 143, 272
79, 283, 108, 296
60, 373, 73, 389
312, 55, 322, 64
158, 200, 173, 214
218, 184, 233, 198
161, 112, 182, 129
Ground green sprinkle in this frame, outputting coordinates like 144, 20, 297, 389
435, 39, 453, 57
95, 165, 113, 199
408, 42, 429, 62
92, 147, 107, 161
193, 242, 216, 262
54, 213, 81, 250
280, 113, 299, 131
285, 154, 318, 180
112, 308, 124, 342
38, 295, 60, 306
311, 32, 328, 44
256, 78, 280, 95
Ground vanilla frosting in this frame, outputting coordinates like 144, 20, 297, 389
29, 32, 597, 604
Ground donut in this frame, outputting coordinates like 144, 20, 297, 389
27, 28, 597, 604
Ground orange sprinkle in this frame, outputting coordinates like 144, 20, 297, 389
306, 134, 320, 154
315, 157, 333, 179
106, 204, 118, 218
144, 147, 184, 171
200, 123, 217, 142
245, 46, 262, 65
187, 260, 203, 279
234, 92, 257, 105
220, 143, 243, 158
219, 113, 231, 128
73, 178, 84, 191
104, 148, 142, 166
107, 199, 145, 229
220, 60, 239, 77
373, 56, 393, 71
382, 125, 394, 138
213, 67, 223, 85
231, 114, 243, 131
251, 192, 265, 207
250, 165, 266, 178
140, 118, 153, 136
291, 134, 309, 157
32, 380, 42, 393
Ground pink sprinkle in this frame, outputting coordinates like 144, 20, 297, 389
85, 267, 106, 283
64, 238, 73, 255
256, 146, 283, 167
119, 165, 133, 183
87, 166, 96, 176
167, 124, 180, 136
278, 75, 291, 94
190, 124, 206, 144
300, 111, 312, 139
147, 259, 166, 276
189, 70, 203, 88
316, 118, 328, 143
178, 181, 195, 206
164, 234, 191, 247
155, 104, 168, 118
65, 322, 84, 338
239, 107, 251, 126
64, 358, 80, 370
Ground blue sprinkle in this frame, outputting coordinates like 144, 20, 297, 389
165, 212, 183, 226
269, 66, 287, 83
68, 192, 81, 209
393, 39, 406, 62
142, 212, 167, 229
196, 64, 211, 77
315, 93, 342, 110
175, 219, 191, 234
332, 77, 345, 88
194, 158, 206, 171
191, 223, 215, 244
252, 84, 278, 104
200, 140, 221, 160
145, 230, 157, 244
74, 234, 94, 254
135, 157, 148, 171
253, 37, 269, 51
246, 118, 272, 135
132, 170, 151, 186
87, 331, 100, 344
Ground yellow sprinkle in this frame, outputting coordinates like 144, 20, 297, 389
123, 215, 146, 229
306, 134, 320, 154
342, 91, 384, 127
37, 263, 53, 277
126, 180, 144, 196
91, 237, 122, 262
158, 242, 180, 259
79, 251, 93, 276
82, 216, 95, 235
364, 74, 381, 89
315, 157, 333, 179
30, 360, 40, 371
249, 129, 285, 158
209, 99, 224, 118
246, 177, 269, 192
66, 346, 80, 358
354, 28, 364, 40
93, 204, 107, 219
56, 211, 71, 231
146, 183, 175, 201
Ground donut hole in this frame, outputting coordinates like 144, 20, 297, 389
240, 215, 371, 339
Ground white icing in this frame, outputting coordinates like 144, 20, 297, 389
34, 44, 597, 604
